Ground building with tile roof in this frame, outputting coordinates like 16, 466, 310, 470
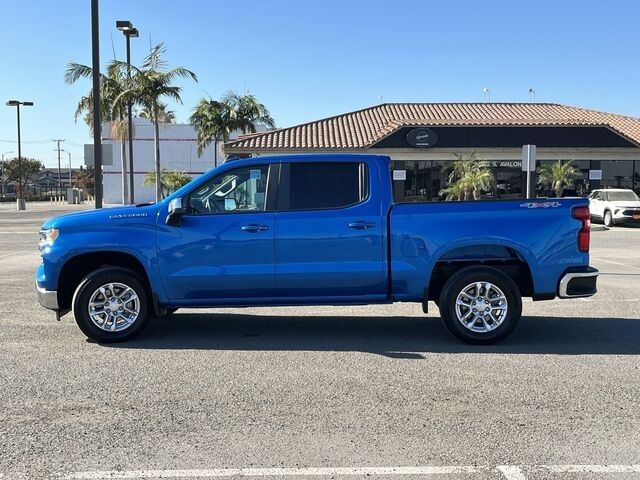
225, 102, 640, 201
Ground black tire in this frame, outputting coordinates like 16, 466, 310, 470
604, 210, 614, 227
438, 266, 522, 345
72, 267, 151, 343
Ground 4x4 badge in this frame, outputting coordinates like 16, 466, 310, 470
519, 202, 562, 208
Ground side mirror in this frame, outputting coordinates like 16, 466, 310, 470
166, 198, 185, 226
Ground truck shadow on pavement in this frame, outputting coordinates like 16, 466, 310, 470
107, 313, 640, 357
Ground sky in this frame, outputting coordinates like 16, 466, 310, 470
1, 0, 640, 168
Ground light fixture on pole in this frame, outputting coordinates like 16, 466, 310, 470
5, 100, 34, 211
529, 88, 536, 103
1, 150, 14, 198
116, 20, 139, 204
483, 88, 491, 103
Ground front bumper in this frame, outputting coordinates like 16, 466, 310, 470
36, 281, 59, 310
558, 267, 599, 298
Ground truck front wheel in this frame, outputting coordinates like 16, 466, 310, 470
438, 266, 522, 344
72, 267, 151, 343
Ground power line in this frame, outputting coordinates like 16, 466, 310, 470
0, 138, 52, 144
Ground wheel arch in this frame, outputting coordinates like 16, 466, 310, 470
426, 243, 535, 304
57, 251, 152, 311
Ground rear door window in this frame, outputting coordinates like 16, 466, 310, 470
278, 162, 368, 211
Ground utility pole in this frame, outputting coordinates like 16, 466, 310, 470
53, 139, 65, 188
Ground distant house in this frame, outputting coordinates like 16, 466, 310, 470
34, 168, 82, 188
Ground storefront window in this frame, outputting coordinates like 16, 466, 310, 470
396, 159, 524, 202
490, 161, 522, 199
602, 160, 634, 190
536, 159, 590, 197
394, 159, 639, 202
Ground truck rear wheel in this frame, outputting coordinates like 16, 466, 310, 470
72, 267, 151, 343
438, 266, 521, 344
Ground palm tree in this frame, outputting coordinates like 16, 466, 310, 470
114, 43, 197, 201
465, 169, 496, 200
190, 91, 275, 157
439, 181, 466, 201
144, 169, 191, 198
137, 102, 176, 124
537, 160, 577, 197
65, 61, 130, 204
441, 152, 495, 201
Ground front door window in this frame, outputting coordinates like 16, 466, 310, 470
187, 165, 270, 214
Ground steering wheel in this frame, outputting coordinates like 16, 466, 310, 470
203, 197, 223, 213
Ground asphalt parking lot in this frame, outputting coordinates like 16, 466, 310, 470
0, 203, 639, 480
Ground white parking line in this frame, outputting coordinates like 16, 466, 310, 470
58, 464, 640, 479
496, 466, 526, 480
544, 464, 640, 473
63, 466, 486, 479
591, 257, 640, 271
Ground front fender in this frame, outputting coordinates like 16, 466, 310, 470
39, 223, 166, 304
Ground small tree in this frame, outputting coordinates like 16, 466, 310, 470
4, 157, 44, 194
439, 181, 466, 201
466, 169, 496, 200
144, 169, 191, 199
441, 152, 495, 201
537, 160, 577, 197
76, 166, 95, 189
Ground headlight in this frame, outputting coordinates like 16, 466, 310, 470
39, 228, 59, 249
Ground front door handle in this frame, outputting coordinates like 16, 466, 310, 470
241, 224, 269, 232
348, 221, 376, 230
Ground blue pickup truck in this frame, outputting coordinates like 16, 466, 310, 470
36, 154, 598, 344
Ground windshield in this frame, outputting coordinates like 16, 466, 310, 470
607, 191, 639, 202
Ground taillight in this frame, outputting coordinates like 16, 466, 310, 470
572, 206, 591, 253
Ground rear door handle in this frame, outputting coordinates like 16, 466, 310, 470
348, 221, 376, 229
241, 224, 269, 232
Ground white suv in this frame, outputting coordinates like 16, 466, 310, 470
588, 188, 640, 227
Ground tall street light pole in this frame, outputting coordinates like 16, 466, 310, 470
1, 150, 14, 197
116, 20, 138, 204
91, 0, 103, 208
5, 100, 34, 211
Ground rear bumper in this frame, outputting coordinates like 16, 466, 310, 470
558, 267, 599, 298
36, 281, 59, 310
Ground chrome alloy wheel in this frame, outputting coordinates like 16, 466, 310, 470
454, 281, 508, 333
87, 282, 140, 332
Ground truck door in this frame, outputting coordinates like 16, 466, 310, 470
156, 164, 277, 302
274, 160, 386, 300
